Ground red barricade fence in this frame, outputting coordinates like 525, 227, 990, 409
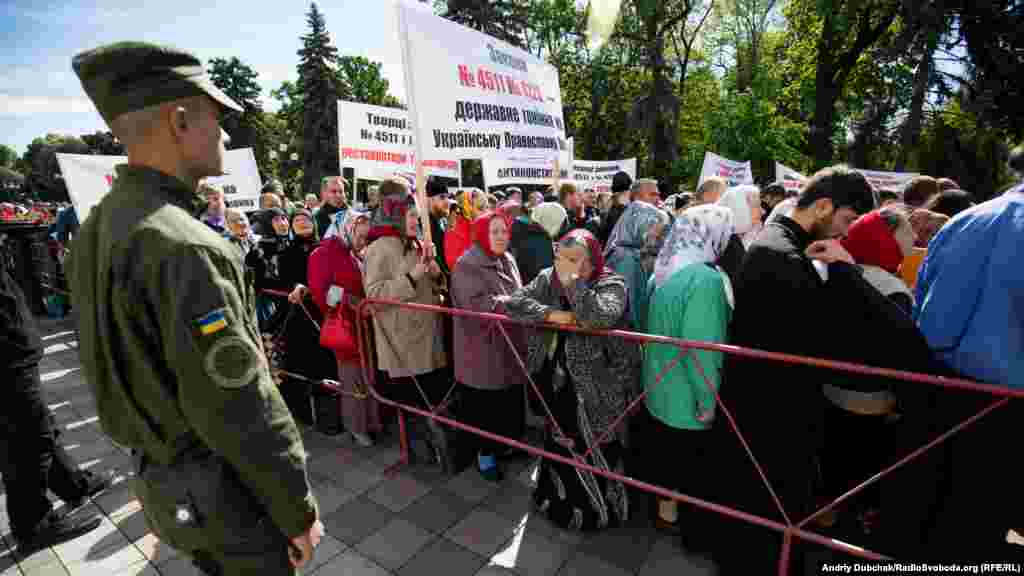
339, 296, 1021, 575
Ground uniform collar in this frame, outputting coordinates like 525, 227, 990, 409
113, 164, 196, 213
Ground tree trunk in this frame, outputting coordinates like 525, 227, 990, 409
811, 14, 838, 167
895, 44, 933, 171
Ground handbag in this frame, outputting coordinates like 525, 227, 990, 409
319, 307, 359, 360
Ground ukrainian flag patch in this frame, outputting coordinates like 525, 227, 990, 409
195, 309, 228, 336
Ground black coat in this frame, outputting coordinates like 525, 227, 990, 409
1, 267, 42, 369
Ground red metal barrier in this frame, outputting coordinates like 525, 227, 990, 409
351, 297, 1017, 574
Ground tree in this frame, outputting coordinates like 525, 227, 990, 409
438, 0, 530, 48
207, 56, 285, 177
296, 3, 350, 199
80, 131, 125, 156
0, 144, 17, 169
337, 56, 402, 107
208, 57, 263, 109
22, 134, 89, 202
783, 0, 902, 167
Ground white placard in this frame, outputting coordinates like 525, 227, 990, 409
698, 152, 754, 187
396, 4, 567, 165
57, 148, 262, 221
481, 137, 573, 187
338, 100, 460, 179
775, 162, 807, 194
571, 158, 637, 193
202, 148, 263, 210
854, 169, 919, 193
56, 153, 120, 223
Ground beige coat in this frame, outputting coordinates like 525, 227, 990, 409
363, 235, 447, 376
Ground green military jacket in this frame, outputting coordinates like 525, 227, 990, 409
67, 165, 317, 541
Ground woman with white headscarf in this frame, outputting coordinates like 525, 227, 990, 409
641, 204, 735, 540
308, 209, 382, 446
715, 184, 763, 288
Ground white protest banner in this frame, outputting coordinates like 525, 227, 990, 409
572, 158, 637, 193
57, 148, 262, 220
56, 153, 120, 223
480, 137, 573, 187
396, 4, 568, 165
338, 100, 459, 180
202, 148, 263, 210
698, 152, 754, 188
775, 162, 807, 194
854, 169, 918, 193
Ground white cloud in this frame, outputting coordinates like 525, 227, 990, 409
0, 94, 97, 116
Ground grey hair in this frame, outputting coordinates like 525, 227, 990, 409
637, 178, 659, 187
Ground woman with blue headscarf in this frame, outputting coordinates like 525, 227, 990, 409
602, 201, 670, 330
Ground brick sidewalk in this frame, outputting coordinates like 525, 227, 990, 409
1, 317, 722, 576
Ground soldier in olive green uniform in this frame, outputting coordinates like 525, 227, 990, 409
66, 42, 322, 575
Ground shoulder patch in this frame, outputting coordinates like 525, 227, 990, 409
194, 308, 229, 336
203, 336, 263, 389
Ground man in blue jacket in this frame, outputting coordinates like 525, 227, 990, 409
914, 146, 1024, 559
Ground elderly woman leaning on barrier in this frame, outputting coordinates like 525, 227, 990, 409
502, 228, 641, 532
450, 210, 529, 482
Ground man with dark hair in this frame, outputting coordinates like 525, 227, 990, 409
760, 182, 787, 214
425, 176, 452, 288
711, 165, 877, 570
600, 171, 633, 244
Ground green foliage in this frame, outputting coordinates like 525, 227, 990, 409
297, 2, 350, 198
439, 0, 530, 49
208, 57, 264, 109
0, 144, 17, 169
337, 56, 401, 108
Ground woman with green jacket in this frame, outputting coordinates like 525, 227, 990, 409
641, 204, 735, 540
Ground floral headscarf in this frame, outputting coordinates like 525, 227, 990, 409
332, 209, 371, 252
556, 228, 610, 286
603, 201, 664, 259
368, 178, 417, 243
653, 204, 734, 289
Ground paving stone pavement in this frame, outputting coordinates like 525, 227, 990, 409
1, 316, 760, 575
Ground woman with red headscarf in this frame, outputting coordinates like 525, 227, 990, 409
504, 229, 641, 531
841, 206, 916, 314
450, 211, 528, 481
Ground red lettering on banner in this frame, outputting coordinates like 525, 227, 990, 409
104, 174, 114, 187
507, 75, 521, 96
458, 65, 476, 87
340, 148, 408, 165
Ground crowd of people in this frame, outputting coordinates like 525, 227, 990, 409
6, 38, 1021, 573
185, 151, 1022, 569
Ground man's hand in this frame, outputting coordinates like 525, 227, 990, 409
289, 520, 324, 568
427, 260, 441, 278
805, 240, 854, 265
288, 284, 308, 304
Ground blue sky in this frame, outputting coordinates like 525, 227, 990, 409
0, 0, 434, 155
